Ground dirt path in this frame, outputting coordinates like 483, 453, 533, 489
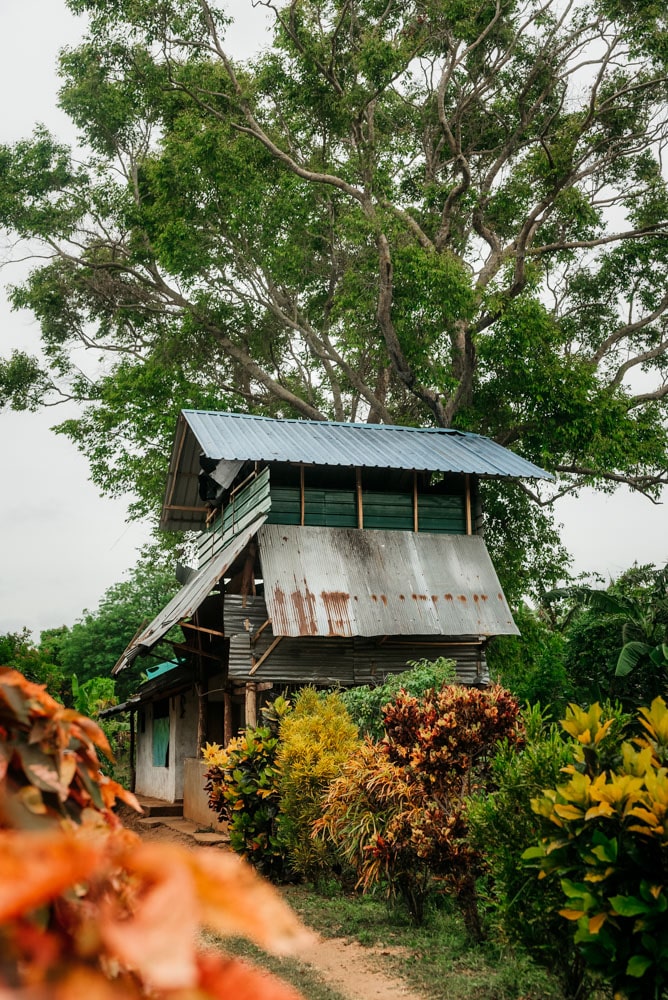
123, 810, 428, 1000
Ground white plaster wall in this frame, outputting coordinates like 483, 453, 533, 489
135, 690, 200, 802
135, 701, 173, 801
173, 689, 200, 800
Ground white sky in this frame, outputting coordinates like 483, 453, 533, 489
0, 0, 665, 639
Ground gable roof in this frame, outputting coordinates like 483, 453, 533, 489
162, 410, 552, 530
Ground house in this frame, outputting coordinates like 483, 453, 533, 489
111, 410, 551, 811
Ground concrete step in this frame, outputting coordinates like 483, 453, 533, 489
136, 796, 184, 818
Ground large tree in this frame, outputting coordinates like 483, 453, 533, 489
1, 0, 667, 583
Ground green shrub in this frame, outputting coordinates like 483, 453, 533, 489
203, 726, 287, 879
466, 705, 586, 998
524, 698, 668, 999
340, 657, 456, 739
317, 683, 523, 933
277, 687, 359, 882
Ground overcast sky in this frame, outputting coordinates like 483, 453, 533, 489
0, 0, 666, 640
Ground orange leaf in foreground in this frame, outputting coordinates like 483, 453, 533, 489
187, 847, 315, 954
0, 830, 102, 921
194, 952, 306, 1000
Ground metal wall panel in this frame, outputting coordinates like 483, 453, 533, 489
256, 525, 518, 638
224, 595, 489, 686
197, 468, 271, 569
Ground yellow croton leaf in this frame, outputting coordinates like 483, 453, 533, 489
639, 697, 668, 744
621, 743, 655, 777
589, 912, 607, 934
553, 803, 585, 822
562, 704, 604, 745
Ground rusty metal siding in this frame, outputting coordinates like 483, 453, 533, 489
225, 596, 488, 685
256, 525, 518, 639
181, 411, 551, 479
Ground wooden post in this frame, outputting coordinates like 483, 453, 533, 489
413, 470, 419, 533
300, 464, 305, 526
223, 691, 233, 747
195, 611, 208, 755
356, 467, 363, 529
245, 682, 257, 729
129, 709, 136, 793
465, 474, 472, 535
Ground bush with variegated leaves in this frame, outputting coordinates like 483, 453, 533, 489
524, 697, 668, 999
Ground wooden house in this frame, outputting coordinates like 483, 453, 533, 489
111, 410, 550, 807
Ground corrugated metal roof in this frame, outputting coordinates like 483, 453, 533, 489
113, 518, 266, 673
257, 524, 518, 639
183, 410, 551, 478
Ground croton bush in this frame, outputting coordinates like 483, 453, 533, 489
0, 667, 309, 998
525, 698, 668, 1000
316, 683, 523, 932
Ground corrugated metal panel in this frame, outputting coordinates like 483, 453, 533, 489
198, 468, 271, 569
181, 410, 552, 479
257, 525, 518, 639
224, 597, 488, 685
113, 518, 267, 674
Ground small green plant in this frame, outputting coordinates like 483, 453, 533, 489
203, 725, 287, 879
340, 657, 456, 739
277, 688, 360, 882
524, 697, 668, 999
317, 684, 523, 933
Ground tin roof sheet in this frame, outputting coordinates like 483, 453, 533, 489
113, 518, 266, 673
183, 410, 551, 477
257, 524, 518, 638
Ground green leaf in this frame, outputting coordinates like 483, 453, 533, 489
626, 954, 653, 977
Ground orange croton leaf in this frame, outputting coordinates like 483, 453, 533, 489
589, 912, 608, 934
100, 846, 199, 992
0, 830, 102, 921
194, 952, 306, 1000
187, 848, 314, 955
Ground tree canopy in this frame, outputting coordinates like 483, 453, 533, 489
1, 0, 667, 577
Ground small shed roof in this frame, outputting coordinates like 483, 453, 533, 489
162, 410, 553, 530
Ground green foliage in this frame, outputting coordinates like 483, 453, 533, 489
0, 627, 69, 703
525, 699, 668, 999
317, 684, 522, 932
56, 544, 180, 702
203, 726, 286, 879
339, 657, 456, 740
466, 706, 586, 998
277, 688, 360, 882
487, 605, 571, 716
548, 563, 668, 708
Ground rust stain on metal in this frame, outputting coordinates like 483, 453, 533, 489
444, 593, 453, 601
371, 594, 378, 602
399, 594, 405, 601
458, 595, 467, 603
412, 594, 428, 602
498, 593, 504, 600
380, 595, 388, 606
431, 595, 438, 603
290, 583, 318, 636
473, 594, 480, 603
321, 590, 352, 637
480, 594, 488, 602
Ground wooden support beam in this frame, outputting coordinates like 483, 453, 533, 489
166, 421, 188, 509
129, 709, 136, 793
249, 636, 283, 676
223, 692, 233, 747
251, 618, 272, 645
179, 621, 226, 639
245, 682, 257, 729
356, 467, 363, 529
164, 504, 208, 513
465, 474, 472, 535
300, 464, 305, 526
167, 641, 222, 663
413, 470, 419, 533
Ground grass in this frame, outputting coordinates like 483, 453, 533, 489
217, 882, 565, 1000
